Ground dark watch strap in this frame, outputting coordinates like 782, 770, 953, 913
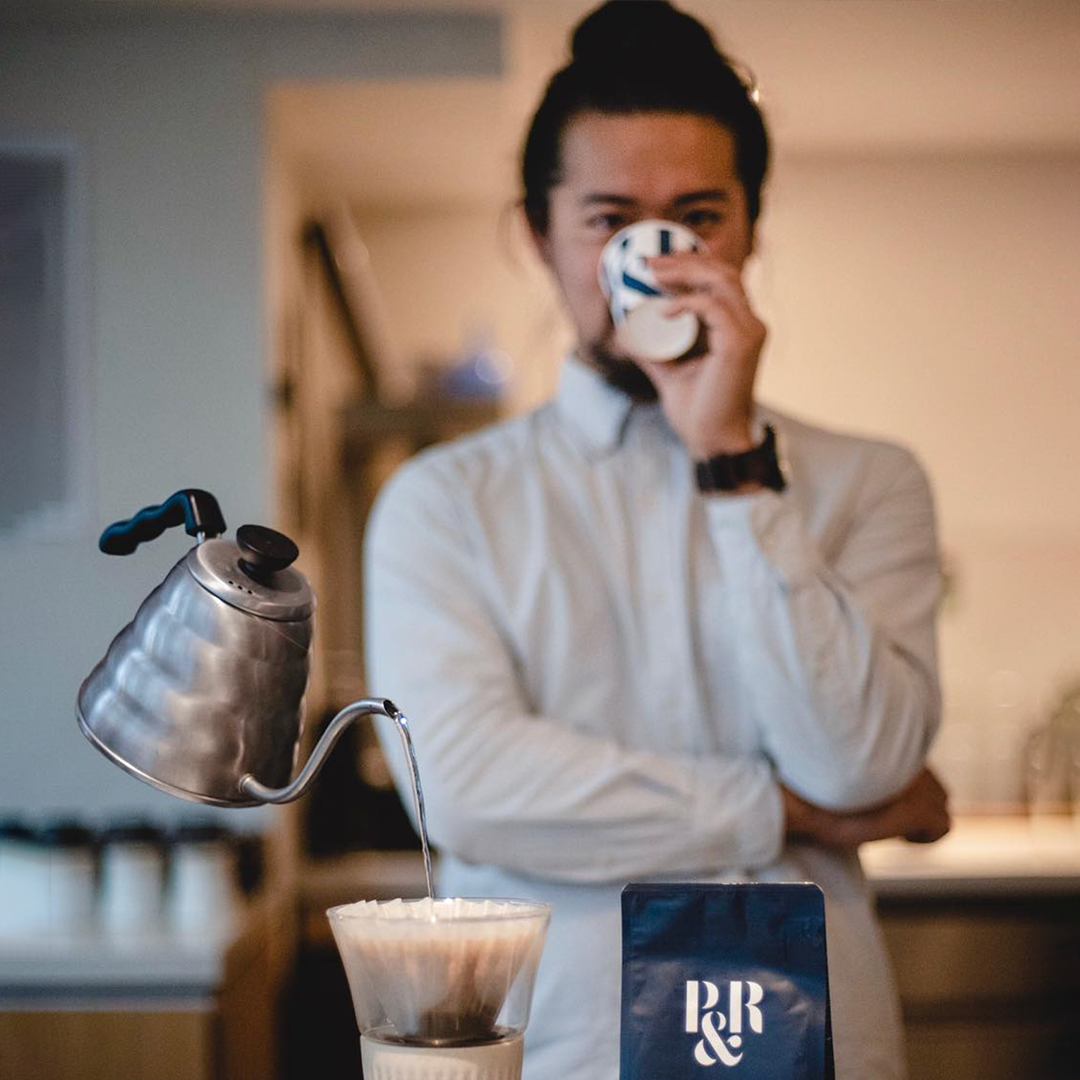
694, 424, 787, 493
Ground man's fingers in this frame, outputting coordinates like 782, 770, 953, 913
648, 255, 749, 307
904, 824, 949, 844
905, 807, 952, 844
662, 290, 762, 329
647, 251, 743, 280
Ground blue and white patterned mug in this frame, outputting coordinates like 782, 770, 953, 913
598, 219, 704, 362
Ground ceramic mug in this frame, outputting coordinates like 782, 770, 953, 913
598, 219, 704, 362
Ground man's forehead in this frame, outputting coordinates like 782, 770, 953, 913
557, 111, 740, 197
579, 188, 731, 207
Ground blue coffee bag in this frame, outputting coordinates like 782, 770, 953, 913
621, 883, 833, 1079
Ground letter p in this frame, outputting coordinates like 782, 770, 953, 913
685, 981, 719, 1034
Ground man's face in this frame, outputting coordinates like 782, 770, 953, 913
532, 110, 754, 397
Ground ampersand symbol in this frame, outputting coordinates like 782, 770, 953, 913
693, 1011, 744, 1067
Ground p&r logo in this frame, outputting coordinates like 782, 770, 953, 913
684, 980, 764, 1067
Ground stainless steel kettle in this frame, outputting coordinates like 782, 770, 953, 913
76, 489, 401, 807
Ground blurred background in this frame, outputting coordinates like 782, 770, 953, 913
1, 2, 1079, 1079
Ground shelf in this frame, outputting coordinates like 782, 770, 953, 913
339, 398, 500, 463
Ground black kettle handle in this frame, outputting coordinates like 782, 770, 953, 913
99, 489, 227, 555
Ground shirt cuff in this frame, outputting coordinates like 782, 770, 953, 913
702, 489, 825, 592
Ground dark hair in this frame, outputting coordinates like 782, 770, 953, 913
521, 0, 770, 234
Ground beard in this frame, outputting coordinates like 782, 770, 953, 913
580, 337, 659, 403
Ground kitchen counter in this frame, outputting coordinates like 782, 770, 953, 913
0, 892, 290, 1000
0, 892, 294, 1080
0, 924, 238, 999
861, 814, 1080, 897
861, 817, 1080, 1080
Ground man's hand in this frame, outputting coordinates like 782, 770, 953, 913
637, 253, 766, 459
783, 767, 951, 850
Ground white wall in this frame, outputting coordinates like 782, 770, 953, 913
756, 153, 1080, 538
0, 4, 502, 824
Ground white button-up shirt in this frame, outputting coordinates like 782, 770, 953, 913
365, 356, 942, 1080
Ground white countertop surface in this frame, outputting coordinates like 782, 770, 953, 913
0, 921, 243, 1001
862, 814, 1080, 897
300, 818, 1080, 909
0, 893, 289, 1001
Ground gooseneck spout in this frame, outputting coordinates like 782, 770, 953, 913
239, 697, 403, 805
239, 695, 436, 897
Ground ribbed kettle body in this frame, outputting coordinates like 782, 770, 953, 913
77, 556, 312, 806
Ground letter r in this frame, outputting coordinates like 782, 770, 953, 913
744, 981, 764, 1034
729, 980, 765, 1035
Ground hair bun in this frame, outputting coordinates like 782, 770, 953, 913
571, 0, 719, 66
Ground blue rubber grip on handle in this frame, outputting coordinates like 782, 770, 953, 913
99, 489, 226, 555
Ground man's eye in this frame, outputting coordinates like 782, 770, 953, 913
586, 212, 627, 232
682, 209, 723, 230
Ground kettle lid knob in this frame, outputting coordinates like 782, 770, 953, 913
237, 524, 299, 579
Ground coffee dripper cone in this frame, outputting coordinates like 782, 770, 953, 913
327, 897, 550, 1080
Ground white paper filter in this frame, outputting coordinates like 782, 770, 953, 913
328, 898, 550, 1045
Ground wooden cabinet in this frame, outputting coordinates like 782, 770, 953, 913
878, 894, 1080, 1080
0, 1009, 217, 1080
0, 893, 293, 1080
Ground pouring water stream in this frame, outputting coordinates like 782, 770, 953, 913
391, 710, 435, 902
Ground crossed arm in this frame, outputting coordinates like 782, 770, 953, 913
363, 449, 949, 884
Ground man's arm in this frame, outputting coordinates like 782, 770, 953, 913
642, 252, 942, 813
784, 768, 950, 849
363, 457, 785, 884
701, 450, 942, 811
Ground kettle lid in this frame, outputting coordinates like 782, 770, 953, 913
96, 490, 314, 620
188, 524, 314, 621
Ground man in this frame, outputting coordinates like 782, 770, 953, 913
365, 4, 948, 1078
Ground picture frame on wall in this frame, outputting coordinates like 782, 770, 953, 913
0, 138, 93, 543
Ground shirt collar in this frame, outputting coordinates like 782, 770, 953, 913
554, 354, 636, 457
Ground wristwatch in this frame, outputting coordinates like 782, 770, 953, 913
694, 423, 787, 493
